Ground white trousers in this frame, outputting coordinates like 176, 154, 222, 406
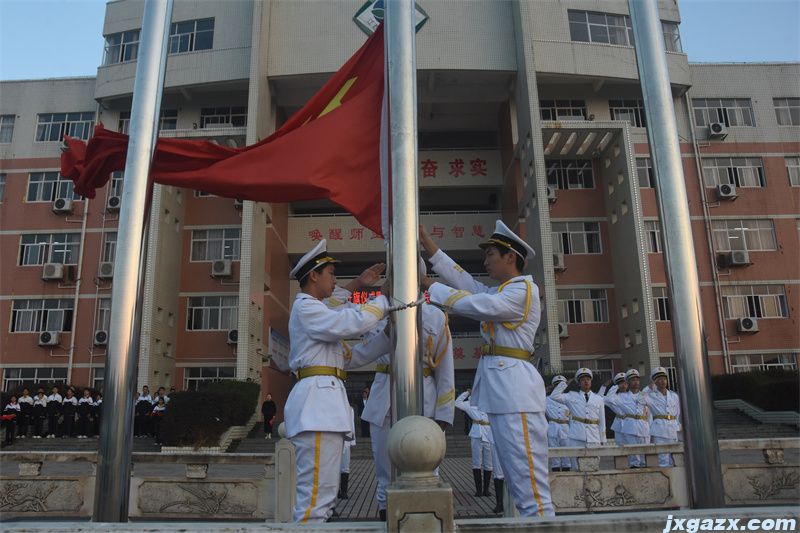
370, 416, 392, 511
489, 412, 554, 518
547, 432, 570, 470
566, 437, 600, 472
470, 437, 493, 470
340, 445, 351, 473
621, 433, 648, 467
290, 431, 344, 523
653, 435, 677, 467
491, 442, 504, 479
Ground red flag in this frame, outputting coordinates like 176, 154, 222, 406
62, 26, 385, 235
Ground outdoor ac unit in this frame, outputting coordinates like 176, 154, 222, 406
38, 331, 60, 346
211, 259, 232, 277
558, 322, 569, 339
42, 263, 65, 281
227, 329, 238, 345
553, 253, 566, 271
94, 330, 109, 346
708, 122, 728, 140
98, 261, 114, 279
233, 199, 244, 209
717, 183, 737, 200
546, 186, 557, 203
737, 317, 759, 334
52, 198, 73, 214
728, 250, 751, 267
107, 195, 121, 212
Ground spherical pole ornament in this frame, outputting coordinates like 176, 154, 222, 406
277, 421, 287, 439
387, 415, 446, 487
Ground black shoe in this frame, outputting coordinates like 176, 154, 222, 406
482, 469, 492, 497
492, 479, 504, 514
472, 469, 483, 497
379, 509, 387, 521
339, 472, 349, 499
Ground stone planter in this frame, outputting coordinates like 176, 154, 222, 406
161, 410, 259, 454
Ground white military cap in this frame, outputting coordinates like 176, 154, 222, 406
613, 372, 626, 385
625, 368, 640, 381
290, 239, 341, 280
651, 366, 669, 381
479, 220, 536, 260
551, 375, 567, 385
575, 367, 593, 380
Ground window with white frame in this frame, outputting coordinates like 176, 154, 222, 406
701, 157, 765, 188
92, 367, 105, 391
102, 232, 117, 263
774, 98, 800, 126
183, 366, 235, 390
18, 233, 81, 266
200, 106, 247, 129
659, 357, 679, 390
104, 29, 140, 65
10, 299, 74, 333
645, 220, 662, 253
731, 353, 798, 373
551, 221, 601, 254
692, 98, 755, 127
557, 289, 609, 324
568, 10, 633, 46
118, 109, 177, 134
190, 228, 241, 261
36, 112, 94, 142
711, 219, 777, 252
540, 100, 587, 121
0, 115, 15, 143
546, 159, 594, 189
0, 173, 5, 202
722, 285, 788, 319
96, 298, 112, 332
186, 295, 238, 331
609, 99, 647, 127
661, 21, 683, 52
561, 359, 613, 384
637, 157, 655, 188
786, 156, 800, 187
108, 171, 124, 198
169, 18, 214, 54
26, 172, 81, 202
652, 286, 671, 321
3, 367, 68, 391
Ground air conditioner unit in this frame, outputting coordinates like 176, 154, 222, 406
728, 250, 751, 267
52, 198, 73, 214
546, 186, 557, 203
211, 259, 232, 277
94, 330, 109, 346
558, 322, 569, 339
233, 199, 244, 209
42, 263, 65, 281
708, 122, 728, 140
106, 195, 121, 212
38, 331, 60, 346
227, 329, 238, 345
553, 253, 566, 271
737, 317, 759, 334
98, 261, 114, 279
717, 183, 737, 200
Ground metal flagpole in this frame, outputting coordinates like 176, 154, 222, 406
93, 0, 174, 521
386, 0, 422, 421
628, 0, 724, 508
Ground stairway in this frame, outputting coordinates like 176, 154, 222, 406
712, 407, 798, 440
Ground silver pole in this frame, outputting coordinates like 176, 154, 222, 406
386, 0, 422, 421
93, 0, 173, 521
628, 0, 724, 508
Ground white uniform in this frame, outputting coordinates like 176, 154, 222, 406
550, 382, 606, 471
285, 289, 389, 523
455, 391, 496, 472
604, 385, 650, 467
427, 249, 553, 518
545, 396, 570, 470
637, 387, 681, 467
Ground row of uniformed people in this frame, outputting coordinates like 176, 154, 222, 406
2, 387, 103, 443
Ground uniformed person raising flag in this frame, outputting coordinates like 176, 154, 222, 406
420, 220, 554, 518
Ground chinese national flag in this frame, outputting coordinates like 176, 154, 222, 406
61, 26, 385, 235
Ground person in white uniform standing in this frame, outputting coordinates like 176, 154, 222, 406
545, 375, 571, 472
420, 220, 554, 518
455, 389, 494, 499
639, 367, 681, 467
605, 368, 650, 468
550, 368, 607, 471
599, 372, 629, 446
285, 240, 392, 523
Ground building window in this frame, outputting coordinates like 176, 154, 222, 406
118, 109, 178, 134
652, 287, 671, 321
186, 295, 238, 331
568, 10, 633, 46
637, 158, 655, 188
18, 233, 81, 266
26, 172, 81, 202
183, 366, 235, 390
108, 171, 124, 198
722, 285, 788, 319
774, 98, 800, 126
701, 157, 765, 188
102, 232, 117, 263
692, 98, 755, 127
190, 228, 241, 261
200, 106, 247, 129
10, 299, 74, 333
609, 99, 647, 127
546, 159, 594, 189
711, 219, 777, 252
3, 367, 68, 391
561, 359, 613, 384
169, 18, 214, 54
540, 100, 587, 121
644, 220, 662, 253
786, 156, 800, 186
551, 221, 602, 254
92, 368, 105, 391
0, 173, 5, 202
104, 29, 140, 65
96, 298, 112, 332
557, 289, 609, 324
661, 21, 683, 53
0, 115, 15, 143
36, 112, 95, 142
731, 353, 798, 373
194, 190, 215, 197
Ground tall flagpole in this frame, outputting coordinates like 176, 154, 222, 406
386, 0, 422, 421
628, 0, 724, 507
93, 0, 173, 521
